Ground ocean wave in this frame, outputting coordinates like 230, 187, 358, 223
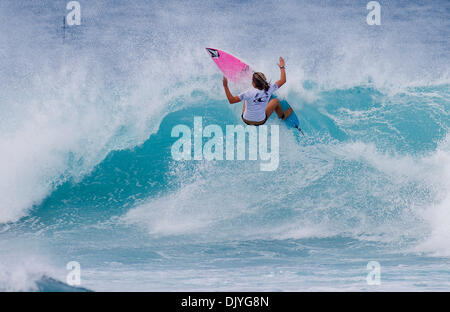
0, 0, 449, 291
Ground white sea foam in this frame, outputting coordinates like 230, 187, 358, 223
0, 251, 53, 291
413, 137, 450, 256
124, 133, 449, 258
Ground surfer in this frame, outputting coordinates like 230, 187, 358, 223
222, 57, 292, 126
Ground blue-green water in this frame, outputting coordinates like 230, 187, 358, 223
0, 0, 449, 291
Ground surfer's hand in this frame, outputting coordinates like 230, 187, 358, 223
278, 57, 285, 68
222, 76, 228, 87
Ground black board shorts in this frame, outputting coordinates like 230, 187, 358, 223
241, 114, 268, 126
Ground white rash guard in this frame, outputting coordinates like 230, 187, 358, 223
239, 83, 278, 122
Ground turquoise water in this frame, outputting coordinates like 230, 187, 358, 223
0, 0, 449, 291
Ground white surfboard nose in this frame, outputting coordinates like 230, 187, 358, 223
206, 48, 219, 58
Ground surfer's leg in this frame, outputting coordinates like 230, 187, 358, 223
267, 99, 293, 120
281, 107, 293, 120
265, 98, 283, 119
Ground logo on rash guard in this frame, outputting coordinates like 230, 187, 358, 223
255, 93, 269, 103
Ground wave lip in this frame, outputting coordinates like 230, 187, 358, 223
35, 276, 92, 292
0, 253, 93, 292
0, 271, 92, 292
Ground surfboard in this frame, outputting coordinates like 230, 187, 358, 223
205, 48, 252, 84
206, 47, 304, 134
278, 98, 304, 135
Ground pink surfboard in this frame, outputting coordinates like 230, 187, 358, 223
206, 48, 252, 84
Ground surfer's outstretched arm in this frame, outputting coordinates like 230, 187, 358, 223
275, 57, 286, 88
222, 77, 241, 104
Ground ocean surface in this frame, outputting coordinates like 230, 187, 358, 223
0, 0, 449, 291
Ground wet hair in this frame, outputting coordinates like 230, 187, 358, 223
252, 72, 270, 92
